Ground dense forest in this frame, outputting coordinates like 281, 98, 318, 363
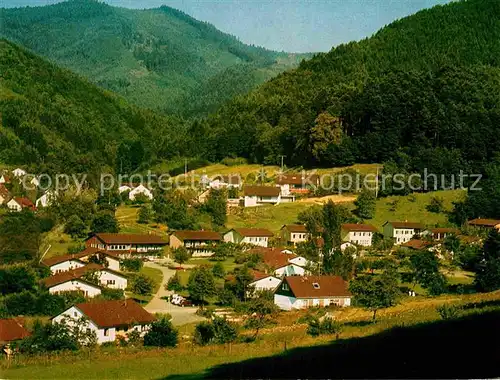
0, 39, 187, 173
199, 0, 500, 173
0, 0, 309, 116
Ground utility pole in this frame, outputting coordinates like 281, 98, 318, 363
184, 158, 188, 178
375, 166, 380, 198
279, 155, 286, 172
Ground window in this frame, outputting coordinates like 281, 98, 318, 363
312, 282, 320, 289
73, 311, 78, 317
282, 283, 289, 291
107, 280, 116, 285
104, 328, 110, 336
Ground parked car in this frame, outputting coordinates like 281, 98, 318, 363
179, 299, 192, 307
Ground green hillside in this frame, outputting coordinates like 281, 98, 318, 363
0, 0, 309, 116
0, 39, 185, 173
201, 0, 500, 171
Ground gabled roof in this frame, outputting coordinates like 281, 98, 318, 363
250, 247, 298, 269
11, 197, 35, 210
282, 224, 308, 233
72, 299, 156, 328
468, 218, 500, 228
401, 239, 433, 250
341, 223, 378, 233
384, 221, 424, 229
232, 228, 274, 237
283, 275, 351, 298
42, 252, 89, 267
172, 230, 222, 241
0, 318, 31, 342
243, 185, 280, 197
91, 233, 168, 245
429, 227, 459, 234
42, 264, 126, 288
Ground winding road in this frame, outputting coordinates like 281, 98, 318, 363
143, 261, 204, 326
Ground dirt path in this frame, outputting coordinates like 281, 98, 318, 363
143, 261, 205, 326
298, 194, 357, 204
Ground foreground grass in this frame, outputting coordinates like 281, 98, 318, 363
3, 291, 499, 379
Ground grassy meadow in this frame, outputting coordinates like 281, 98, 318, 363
2, 290, 499, 379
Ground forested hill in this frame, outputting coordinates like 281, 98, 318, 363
201, 0, 500, 173
0, 39, 187, 174
0, 0, 309, 116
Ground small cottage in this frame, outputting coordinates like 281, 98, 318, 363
224, 228, 274, 247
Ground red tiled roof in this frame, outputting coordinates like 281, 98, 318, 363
342, 224, 378, 233
73, 299, 156, 328
250, 247, 298, 269
0, 318, 31, 342
284, 276, 351, 298
42, 264, 125, 288
276, 173, 319, 186
0, 184, 10, 199
250, 270, 273, 281
42, 249, 121, 267
172, 230, 222, 241
429, 227, 459, 234
13, 197, 35, 210
385, 221, 424, 229
233, 228, 274, 237
243, 185, 280, 197
401, 239, 432, 250
468, 218, 500, 228
282, 224, 308, 233
92, 233, 168, 245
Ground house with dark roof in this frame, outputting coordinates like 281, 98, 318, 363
422, 227, 460, 241
85, 233, 168, 258
383, 221, 425, 245
468, 218, 500, 231
170, 230, 222, 257
274, 275, 352, 310
7, 197, 36, 212
400, 239, 434, 251
42, 263, 128, 294
52, 299, 155, 344
243, 185, 281, 207
341, 224, 378, 247
280, 224, 310, 246
209, 174, 242, 189
276, 172, 319, 196
250, 247, 309, 277
223, 228, 274, 247
0, 318, 30, 346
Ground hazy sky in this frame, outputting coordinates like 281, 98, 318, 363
2, 0, 453, 52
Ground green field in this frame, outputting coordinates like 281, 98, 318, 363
2, 290, 499, 379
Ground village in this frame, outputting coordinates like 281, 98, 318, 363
1, 164, 499, 366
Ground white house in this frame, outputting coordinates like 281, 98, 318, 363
276, 173, 320, 196
85, 233, 168, 258
129, 185, 153, 201
52, 299, 156, 344
248, 271, 281, 294
44, 257, 87, 274
274, 275, 352, 311
243, 186, 281, 207
223, 228, 274, 247
7, 197, 35, 212
254, 247, 308, 277
46, 278, 103, 298
209, 175, 242, 189
341, 224, 378, 247
383, 221, 424, 245
42, 250, 122, 274
280, 224, 310, 246
118, 185, 132, 194
36, 190, 56, 208
0, 173, 10, 184
12, 168, 26, 178
169, 230, 221, 257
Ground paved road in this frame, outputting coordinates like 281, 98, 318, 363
143, 261, 205, 326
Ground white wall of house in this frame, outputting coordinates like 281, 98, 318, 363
393, 228, 417, 244
12, 168, 26, 177
274, 294, 303, 311
345, 231, 373, 246
50, 260, 86, 274
118, 185, 132, 194
36, 191, 55, 208
224, 230, 270, 247
6, 199, 21, 212
289, 256, 308, 268
0, 175, 7, 184
244, 195, 258, 207
129, 185, 153, 201
249, 276, 281, 293
105, 257, 121, 272
98, 271, 127, 289
244, 195, 280, 207
274, 264, 306, 277
49, 281, 102, 298
274, 295, 351, 310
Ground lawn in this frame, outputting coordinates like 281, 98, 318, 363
126, 266, 163, 303
40, 226, 79, 259
115, 205, 169, 235
3, 291, 500, 379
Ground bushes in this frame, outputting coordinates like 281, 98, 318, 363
122, 258, 143, 272
0, 265, 37, 295
130, 274, 154, 295
220, 157, 247, 166
166, 272, 183, 292
99, 288, 125, 300
437, 304, 461, 320
212, 262, 226, 278
143, 316, 178, 347
193, 316, 238, 346
307, 316, 343, 339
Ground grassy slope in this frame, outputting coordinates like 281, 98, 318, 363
3, 291, 499, 379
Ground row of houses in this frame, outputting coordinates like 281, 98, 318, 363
1, 299, 156, 346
